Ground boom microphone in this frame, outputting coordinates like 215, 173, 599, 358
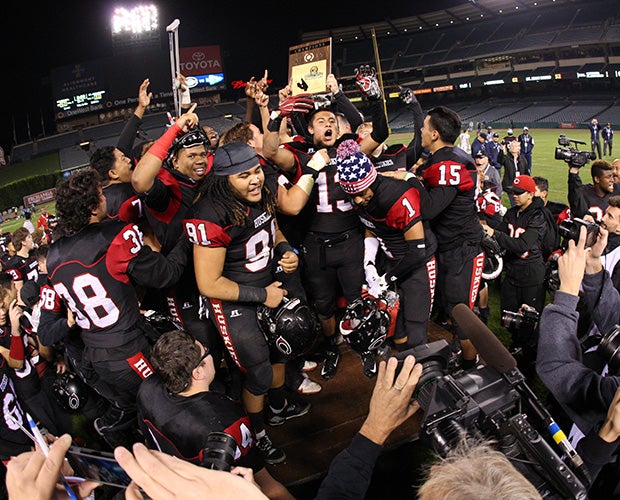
452, 303, 517, 374
451, 303, 592, 486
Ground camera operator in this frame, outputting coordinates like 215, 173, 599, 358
536, 226, 620, 491
481, 175, 546, 371
568, 159, 620, 222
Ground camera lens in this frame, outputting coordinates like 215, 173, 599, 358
200, 432, 237, 471
597, 325, 620, 375
414, 359, 446, 411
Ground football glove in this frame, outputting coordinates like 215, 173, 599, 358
355, 65, 382, 100
367, 273, 388, 299
398, 86, 416, 105
278, 94, 314, 117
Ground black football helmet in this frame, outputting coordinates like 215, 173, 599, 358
339, 295, 393, 354
52, 371, 89, 412
256, 297, 318, 360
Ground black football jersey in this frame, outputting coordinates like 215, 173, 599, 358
283, 137, 362, 234
0, 324, 41, 399
420, 146, 483, 250
371, 144, 408, 172
355, 176, 422, 259
103, 182, 144, 223
0, 357, 31, 458
137, 375, 262, 470
142, 167, 200, 255
184, 198, 277, 287
42, 220, 186, 348
4, 254, 39, 283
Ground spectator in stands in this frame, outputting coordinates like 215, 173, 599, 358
485, 132, 502, 172
589, 118, 603, 160
518, 126, 535, 173
568, 159, 620, 221
603, 123, 614, 157
471, 131, 487, 158
21, 212, 34, 235
501, 140, 529, 206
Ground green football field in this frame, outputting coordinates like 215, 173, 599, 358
388, 127, 611, 205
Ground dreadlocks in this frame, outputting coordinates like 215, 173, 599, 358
197, 171, 277, 227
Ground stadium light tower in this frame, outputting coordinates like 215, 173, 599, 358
111, 4, 161, 53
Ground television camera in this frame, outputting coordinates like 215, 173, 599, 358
555, 135, 596, 168
397, 305, 590, 499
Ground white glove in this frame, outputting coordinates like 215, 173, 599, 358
367, 273, 388, 298
365, 263, 381, 289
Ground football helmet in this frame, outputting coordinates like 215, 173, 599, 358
52, 371, 89, 412
339, 293, 398, 354
256, 297, 318, 360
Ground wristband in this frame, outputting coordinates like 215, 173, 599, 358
9, 334, 24, 362
237, 285, 268, 304
295, 174, 315, 196
306, 151, 328, 172
267, 113, 283, 133
403, 172, 416, 181
147, 123, 183, 161
275, 241, 293, 258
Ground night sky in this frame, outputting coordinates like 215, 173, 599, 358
2, 1, 464, 155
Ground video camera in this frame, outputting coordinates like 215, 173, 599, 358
555, 135, 596, 168
398, 339, 588, 499
559, 217, 600, 249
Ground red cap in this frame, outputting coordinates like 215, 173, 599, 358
512, 175, 536, 193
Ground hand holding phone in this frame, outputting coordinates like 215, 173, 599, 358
5, 430, 99, 500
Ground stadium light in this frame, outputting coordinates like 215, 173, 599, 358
111, 5, 159, 35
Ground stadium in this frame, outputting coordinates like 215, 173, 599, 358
1, 0, 620, 498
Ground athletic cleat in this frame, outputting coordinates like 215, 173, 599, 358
301, 360, 318, 372
266, 400, 311, 426
296, 374, 322, 395
321, 349, 341, 380
361, 351, 377, 378
255, 435, 286, 465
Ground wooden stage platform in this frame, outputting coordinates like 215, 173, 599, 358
266, 322, 452, 497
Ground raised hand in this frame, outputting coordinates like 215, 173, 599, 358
355, 65, 382, 100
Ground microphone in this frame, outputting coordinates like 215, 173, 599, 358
451, 303, 591, 485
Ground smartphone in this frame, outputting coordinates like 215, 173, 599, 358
65, 446, 132, 488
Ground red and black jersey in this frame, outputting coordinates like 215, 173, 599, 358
0, 357, 31, 460
41, 220, 187, 349
419, 146, 483, 250
104, 183, 144, 224
370, 143, 408, 173
4, 253, 39, 283
184, 198, 277, 287
0, 324, 41, 400
142, 167, 200, 255
137, 375, 262, 470
355, 176, 422, 259
283, 136, 362, 234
